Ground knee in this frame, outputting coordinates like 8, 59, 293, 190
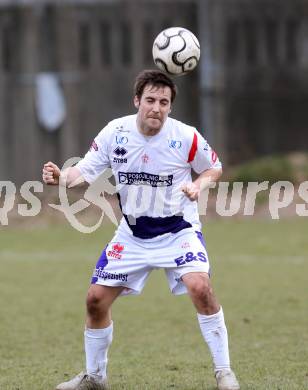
86, 288, 109, 317
187, 275, 214, 302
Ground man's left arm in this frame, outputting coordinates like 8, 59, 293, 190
182, 167, 222, 201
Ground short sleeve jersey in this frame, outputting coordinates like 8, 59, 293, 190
76, 114, 221, 239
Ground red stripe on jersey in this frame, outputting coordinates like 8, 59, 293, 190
187, 132, 198, 162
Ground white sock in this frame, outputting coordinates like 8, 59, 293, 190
84, 322, 113, 380
197, 307, 231, 373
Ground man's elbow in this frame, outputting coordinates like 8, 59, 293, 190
61, 167, 85, 187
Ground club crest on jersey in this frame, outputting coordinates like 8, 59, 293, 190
107, 243, 124, 259
141, 153, 149, 163
168, 140, 182, 149
116, 135, 128, 144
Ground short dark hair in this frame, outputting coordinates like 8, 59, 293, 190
134, 69, 177, 103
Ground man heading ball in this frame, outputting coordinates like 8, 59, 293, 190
42, 70, 240, 390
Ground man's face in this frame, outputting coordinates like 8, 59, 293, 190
134, 84, 172, 136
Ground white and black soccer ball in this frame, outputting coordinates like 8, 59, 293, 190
152, 27, 200, 76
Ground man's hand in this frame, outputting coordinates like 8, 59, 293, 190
182, 182, 200, 201
42, 161, 61, 185
182, 168, 223, 201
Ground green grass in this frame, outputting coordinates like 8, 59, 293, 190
0, 219, 308, 390
229, 155, 296, 184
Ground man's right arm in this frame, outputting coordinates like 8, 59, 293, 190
42, 161, 85, 187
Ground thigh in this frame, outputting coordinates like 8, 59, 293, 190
87, 283, 125, 304
90, 231, 152, 296
160, 229, 210, 295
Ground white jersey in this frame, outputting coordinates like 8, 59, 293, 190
76, 114, 221, 239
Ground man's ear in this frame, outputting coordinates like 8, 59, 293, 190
134, 96, 140, 109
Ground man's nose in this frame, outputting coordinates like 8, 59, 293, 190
152, 101, 160, 112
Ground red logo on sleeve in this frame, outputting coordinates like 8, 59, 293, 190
211, 150, 217, 163
90, 140, 98, 151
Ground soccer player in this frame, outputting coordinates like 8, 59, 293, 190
42, 70, 240, 390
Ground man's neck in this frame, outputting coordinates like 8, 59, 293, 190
136, 118, 161, 137
139, 127, 161, 137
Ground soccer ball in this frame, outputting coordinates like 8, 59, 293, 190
152, 27, 200, 76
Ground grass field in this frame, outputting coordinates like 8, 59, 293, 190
0, 219, 307, 390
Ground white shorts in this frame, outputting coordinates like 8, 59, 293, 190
91, 227, 210, 295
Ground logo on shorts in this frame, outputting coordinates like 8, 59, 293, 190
174, 251, 207, 266
181, 242, 190, 249
93, 268, 128, 282
113, 243, 124, 252
107, 243, 124, 259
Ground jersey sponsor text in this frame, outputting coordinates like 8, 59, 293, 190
118, 171, 173, 187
